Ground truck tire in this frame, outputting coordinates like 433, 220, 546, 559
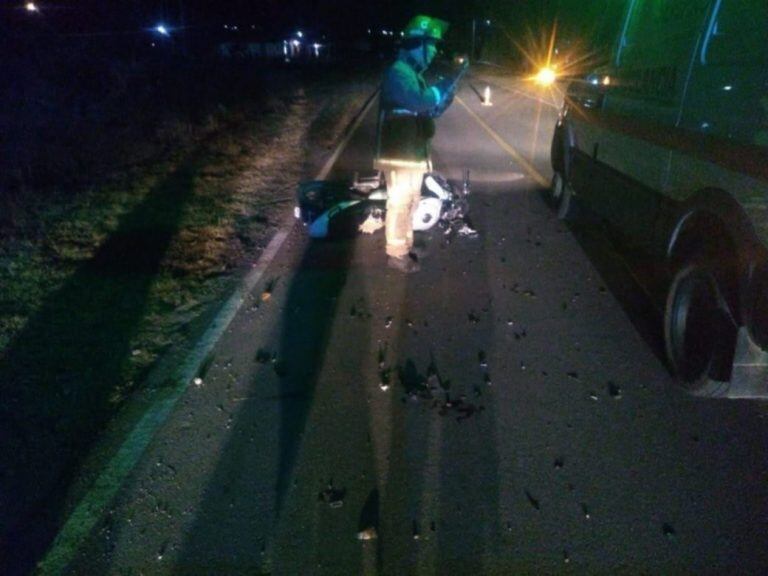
664, 263, 735, 393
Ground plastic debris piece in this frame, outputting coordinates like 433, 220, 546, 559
412, 520, 420, 540
384, 316, 393, 328
359, 213, 385, 234
193, 377, 203, 387
357, 527, 378, 540
525, 490, 541, 511
318, 481, 346, 508
457, 223, 478, 237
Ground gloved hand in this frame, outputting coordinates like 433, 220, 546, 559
430, 77, 456, 117
434, 77, 455, 102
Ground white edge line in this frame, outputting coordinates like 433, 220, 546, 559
38, 88, 380, 575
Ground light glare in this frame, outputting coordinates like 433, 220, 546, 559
534, 67, 557, 86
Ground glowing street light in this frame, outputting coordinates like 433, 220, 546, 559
534, 66, 557, 87
154, 24, 170, 36
25, 2, 39, 12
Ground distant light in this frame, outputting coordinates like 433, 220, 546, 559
297, 30, 304, 38
367, 29, 371, 35
223, 24, 228, 29
486, 19, 491, 25
232, 25, 238, 31
534, 66, 557, 86
291, 39, 300, 47
400, 31, 404, 37
155, 24, 170, 36
722, 85, 733, 91
25, 2, 39, 12
602, 75, 611, 86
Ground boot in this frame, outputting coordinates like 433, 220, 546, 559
387, 255, 420, 273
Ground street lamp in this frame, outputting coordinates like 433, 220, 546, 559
154, 24, 170, 36
25, 2, 39, 12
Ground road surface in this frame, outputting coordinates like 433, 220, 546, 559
49, 74, 768, 575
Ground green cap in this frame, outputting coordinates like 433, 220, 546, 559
403, 15, 449, 41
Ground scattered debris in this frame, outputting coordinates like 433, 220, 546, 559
478, 350, 488, 368
384, 315, 393, 328
261, 277, 278, 301
412, 520, 420, 540
318, 481, 346, 508
349, 298, 373, 319
589, 392, 599, 401
255, 348, 273, 364
157, 541, 168, 562
525, 490, 541, 511
563, 550, 571, 564
581, 503, 591, 519
357, 527, 378, 540
193, 377, 203, 387
457, 223, 478, 238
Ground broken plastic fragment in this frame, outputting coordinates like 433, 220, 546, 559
318, 482, 345, 508
357, 526, 378, 540
193, 377, 203, 387
359, 212, 385, 234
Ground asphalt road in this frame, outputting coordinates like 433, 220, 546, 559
55, 75, 768, 575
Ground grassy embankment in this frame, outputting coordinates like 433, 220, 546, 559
0, 56, 378, 570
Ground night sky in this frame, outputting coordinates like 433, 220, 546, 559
3, 1, 561, 39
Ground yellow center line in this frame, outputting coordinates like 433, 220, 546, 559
456, 95, 549, 188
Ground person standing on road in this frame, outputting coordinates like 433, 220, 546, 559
375, 14, 457, 273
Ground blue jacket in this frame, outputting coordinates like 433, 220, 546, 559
376, 56, 440, 164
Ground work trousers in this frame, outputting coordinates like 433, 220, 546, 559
383, 168, 425, 258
